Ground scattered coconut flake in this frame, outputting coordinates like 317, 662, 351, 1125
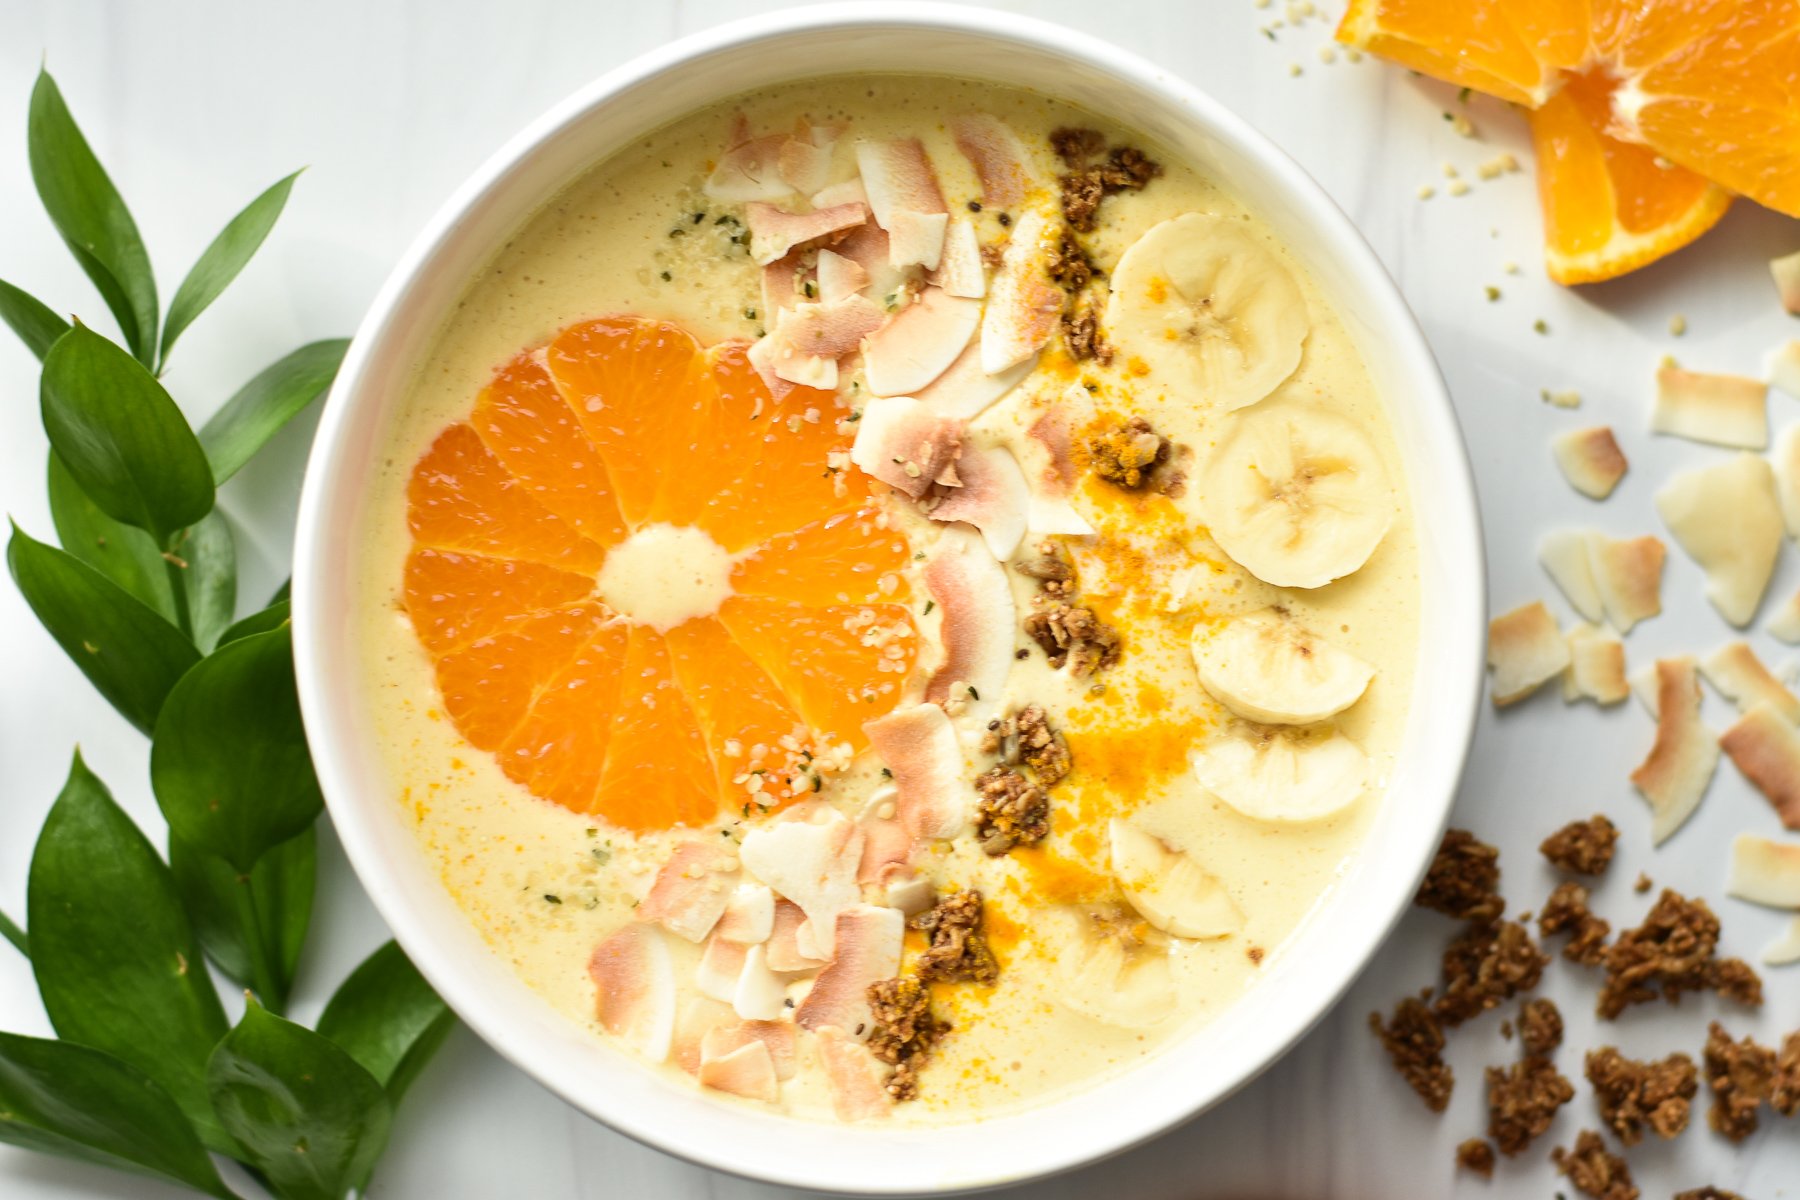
855, 138, 949, 269
1771, 249, 1800, 316
704, 119, 796, 202
1701, 641, 1800, 722
1587, 532, 1665, 633
1487, 600, 1570, 707
1655, 454, 1782, 627
1725, 832, 1800, 908
764, 899, 825, 973
1770, 589, 1800, 644
794, 905, 906, 1038
1551, 426, 1628, 500
701, 1019, 798, 1081
980, 207, 1063, 374
1539, 529, 1603, 623
776, 119, 840, 195
848, 395, 963, 499
1774, 423, 1800, 537
920, 525, 1017, 714
697, 1037, 779, 1101
695, 932, 749, 1004
744, 200, 869, 266
1767, 340, 1800, 400
912, 341, 1033, 421
950, 113, 1034, 208
737, 805, 863, 960
715, 883, 775, 945
929, 443, 1030, 560
762, 295, 886, 388
1719, 702, 1800, 831
862, 286, 981, 397
1563, 623, 1628, 706
1762, 917, 1800, 965
863, 701, 970, 840
1630, 657, 1719, 844
931, 216, 986, 300
855, 788, 914, 888
1651, 357, 1768, 450
815, 249, 869, 307
635, 841, 737, 943
811, 178, 868, 210
816, 1027, 891, 1121
731, 943, 789, 1021
671, 996, 733, 1076
883, 872, 934, 916
588, 924, 676, 1062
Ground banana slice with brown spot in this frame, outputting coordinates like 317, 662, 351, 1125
1192, 609, 1374, 725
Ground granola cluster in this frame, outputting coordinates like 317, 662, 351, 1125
1540, 814, 1619, 875
1485, 1051, 1575, 1156
1540, 880, 1611, 965
1598, 890, 1761, 1019
1415, 828, 1504, 923
1016, 543, 1121, 675
1088, 416, 1172, 490
865, 976, 944, 1102
910, 890, 1000, 986
1553, 1130, 1638, 1200
1703, 1021, 1777, 1142
1584, 1046, 1698, 1145
1435, 919, 1548, 1026
1050, 128, 1163, 233
1369, 996, 1453, 1112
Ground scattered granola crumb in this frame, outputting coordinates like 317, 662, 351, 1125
1519, 997, 1564, 1057
1487, 1054, 1575, 1155
1455, 1137, 1495, 1177
973, 767, 1048, 856
1061, 308, 1112, 364
1049, 127, 1106, 167
1704, 1021, 1775, 1142
1540, 881, 1610, 965
910, 890, 1000, 985
1057, 144, 1162, 233
1436, 920, 1548, 1026
1774, 1031, 1800, 1116
1089, 416, 1170, 489
1634, 872, 1652, 893
1024, 601, 1121, 676
1599, 890, 1760, 1019
866, 975, 944, 1101
1416, 829, 1504, 923
1584, 1046, 1698, 1145
1046, 230, 1094, 292
1370, 996, 1454, 1111
1553, 1130, 1638, 1200
1540, 815, 1619, 876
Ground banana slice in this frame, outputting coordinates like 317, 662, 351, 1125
1191, 609, 1374, 725
1045, 906, 1177, 1029
1104, 212, 1309, 411
1200, 403, 1393, 588
1108, 820, 1244, 940
1192, 727, 1369, 823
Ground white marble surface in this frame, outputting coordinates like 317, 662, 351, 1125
2, 1, 1798, 1196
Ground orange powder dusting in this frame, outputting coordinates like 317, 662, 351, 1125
1063, 713, 1208, 806
1006, 846, 1114, 907
1137, 682, 1169, 714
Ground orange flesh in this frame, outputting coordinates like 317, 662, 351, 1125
403, 315, 920, 832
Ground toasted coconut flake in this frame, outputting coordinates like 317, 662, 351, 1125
776, 119, 840, 195
815, 249, 868, 306
1772, 250, 1800, 316
704, 120, 795, 202
697, 1037, 779, 1101
763, 295, 885, 388
832, 219, 904, 305
856, 789, 915, 887
932, 217, 986, 299
716, 883, 775, 945
951, 113, 1035, 207
1539, 529, 1604, 623
848, 396, 963, 499
738, 805, 863, 960
883, 872, 935, 915
744, 335, 796, 400
765, 899, 825, 973
1725, 833, 1800, 908
1587, 533, 1665, 633
1701, 641, 1800, 722
921, 525, 1017, 713
1630, 657, 1719, 845
732, 943, 789, 1021
1763, 917, 1800, 965
635, 841, 737, 943
1656, 454, 1782, 627
701, 1019, 798, 1081
588, 924, 676, 1062
1563, 623, 1628, 706
761, 251, 808, 322
1767, 340, 1800, 401
855, 138, 949, 269
912, 340, 1033, 421
1774, 423, 1800, 537
745, 200, 869, 266
863, 287, 982, 397
672, 995, 734, 1076
816, 1027, 892, 1120
812, 178, 868, 210
980, 207, 1064, 374
794, 905, 906, 1037
863, 701, 970, 841
1720, 702, 1800, 831
1652, 357, 1768, 450
1551, 426, 1628, 500
1770, 590, 1800, 644
929, 443, 1030, 560
1487, 601, 1569, 707
696, 932, 749, 1004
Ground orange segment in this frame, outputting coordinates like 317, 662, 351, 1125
664, 617, 809, 806
594, 626, 720, 831
545, 317, 708, 529
732, 507, 912, 607
404, 547, 594, 654
471, 350, 629, 548
720, 596, 918, 749
1336, 0, 1584, 106
433, 603, 610, 751
495, 621, 630, 813
1529, 71, 1733, 284
408, 424, 607, 572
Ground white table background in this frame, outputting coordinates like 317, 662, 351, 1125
2, 2, 1797, 1197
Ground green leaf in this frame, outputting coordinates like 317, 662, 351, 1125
268, 576, 292, 605
161, 172, 301, 364
0, 1033, 238, 1200
170, 828, 315, 1014
27, 751, 232, 1152
151, 623, 320, 873
177, 508, 237, 651
27, 70, 158, 364
0, 909, 27, 957
47, 449, 172, 617
207, 999, 393, 1200
316, 941, 454, 1105
7, 523, 200, 734
41, 323, 214, 544
0, 276, 69, 360
217, 598, 290, 647
200, 338, 348, 485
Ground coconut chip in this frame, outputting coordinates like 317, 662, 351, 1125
1563, 624, 1628, 706
1651, 357, 1768, 450
1772, 250, 1800, 316
1629, 657, 1720, 844
1763, 918, 1800, 966
1719, 702, 1800, 831
1655, 454, 1782, 628
1767, 340, 1800, 401
1725, 833, 1800, 909
1552, 426, 1628, 500
1488, 600, 1570, 707
1700, 641, 1800, 722
1769, 590, 1800, 644
1774, 423, 1800, 536
1540, 529, 1603, 623
1587, 532, 1665, 633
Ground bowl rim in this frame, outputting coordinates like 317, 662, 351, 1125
293, 2, 1486, 1192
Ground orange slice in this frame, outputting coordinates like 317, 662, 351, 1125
1338, 0, 1800, 282
404, 314, 919, 832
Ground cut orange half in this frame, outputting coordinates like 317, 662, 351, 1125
404, 316, 918, 832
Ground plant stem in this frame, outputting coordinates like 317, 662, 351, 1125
232, 874, 282, 1013
163, 534, 194, 641
0, 909, 28, 959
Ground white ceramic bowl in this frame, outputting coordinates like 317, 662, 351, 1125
294, 4, 1485, 1192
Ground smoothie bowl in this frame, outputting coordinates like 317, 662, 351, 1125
293, 4, 1484, 1192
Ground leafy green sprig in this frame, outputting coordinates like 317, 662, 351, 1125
0, 69, 451, 1199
